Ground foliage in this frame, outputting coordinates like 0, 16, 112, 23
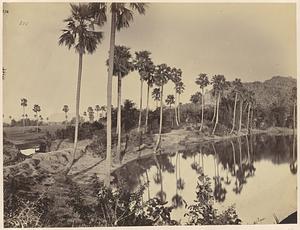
185, 170, 241, 225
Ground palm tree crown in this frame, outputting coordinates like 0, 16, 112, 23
58, 3, 104, 54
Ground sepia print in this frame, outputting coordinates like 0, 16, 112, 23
1, 1, 298, 228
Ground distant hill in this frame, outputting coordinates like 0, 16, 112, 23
244, 76, 296, 109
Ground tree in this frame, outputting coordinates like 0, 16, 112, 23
244, 89, 255, 134
238, 87, 247, 134
109, 45, 134, 163
195, 73, 209, 131
175, 81, 185, 123
83, 111, 87, 121
90, 2, 147, 187
59, 3, 104, 171
229, 79, 243, 134
100, 105, 106, 118
20, 98, 28, 132
291, 86, 297, 135
154, 64, 171, 149
165, 94, 175, 127
62, 105, 69, 125
171, 68, 182, 126
211, 75, 228, 135
95, 105, 101, 120
32, 104, 41, 133
134, 50, 153, 133
87, 106, 95, 123
152, 88, 161, 108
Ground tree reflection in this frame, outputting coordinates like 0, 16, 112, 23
172, 151, 184, 208
212, 143, 226, 203
154, 155, 166, 203
290, 134, 297, 175
245, 135, 256, 178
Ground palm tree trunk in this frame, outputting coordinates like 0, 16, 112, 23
212, 92, 220, 135
238, 100, 243, 133
170, 105, 173, 127
293, 102, 296, 135
200, 88, 204, 131
174, 92, 179, 126
250, 107, 254, 131
230, 92, 238, 134
36, 112, 39, 133
231, 140, 236, 176
145, 84, 150, 132
211, 97, 217, 122
156, 100, 158, 109
105, 9, 116, 187
178, 94, 181, 123
138, 79, 143, 133
156, 85, 164, 150
247, 103, 251, 134
116, 73, 122, 164
22, 106, 25, 133
67, 52, 83, 175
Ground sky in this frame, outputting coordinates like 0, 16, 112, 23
2, 2, 297, 122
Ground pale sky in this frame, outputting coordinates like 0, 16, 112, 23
2, 2, 297, 122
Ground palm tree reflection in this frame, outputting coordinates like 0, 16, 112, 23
212, 143, 226, 203
154, 154, 166, 202
172, 151, 184, 208
290, 134, 297, 175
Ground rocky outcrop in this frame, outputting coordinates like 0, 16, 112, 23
3, 139, 27, 166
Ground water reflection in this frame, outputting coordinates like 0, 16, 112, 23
113, 134, 297, 224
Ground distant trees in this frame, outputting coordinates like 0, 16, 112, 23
195, 73, 209, 131
95, 105, 101, 120
87, 107, 95, 123
59, 3, 104, 171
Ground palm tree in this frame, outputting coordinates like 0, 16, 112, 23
87, 106, 94, 123
175, 81, 185, 123
154, 64, 171, 149
170, 68, 181, 126
59, 3, 104, 172
134, 50, 153, 133
152, 88, 161, 108
20, 98, 28, 132
109, 45, 134, 163
95, 104, 101, 120
190, 92, 201, 111
245, 90, 255, 134
211, 75, 228, 135
144, 65, 155, 132
62, 105, 69, 125
32, 104, 41, 132
90, 2, 147, 187
195, 73, 209, 131
229, 78, 242, 134
165, 94, 175, 127
238, 87, 247, 134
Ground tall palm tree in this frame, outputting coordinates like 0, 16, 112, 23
95, 104, 101, 120
32, 104, 41, 133
90, 2, 147, 187
211, 75, 228, 135
175, 81, 185, 123
291, 86, 297, 135
245, 90, 255, 134
134, 50, 153, 133
154, 64, 171, 149
165, 94, 175, 127
152, 88, 161, 108
59, 3, 103, 171
62, 105, 69, 125
195, 73, 209, 131
109, 45, 134, 163
144, 65, 155, 132
20, 98, 28, 132
170, 68, 180, 126
238, 87, 246, 134
229, 78, 242, 134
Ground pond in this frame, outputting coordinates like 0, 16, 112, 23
113, 134, 297, 224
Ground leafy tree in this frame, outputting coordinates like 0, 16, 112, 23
59, 3, 104, 173
165, 94, 175, 127
95, 105, 101, 120
175, 81, 185, 123
87, 106, 95, 123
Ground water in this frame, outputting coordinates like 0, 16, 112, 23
114, 134, 297, 224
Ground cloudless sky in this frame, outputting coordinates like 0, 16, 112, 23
3, 2, 296, 121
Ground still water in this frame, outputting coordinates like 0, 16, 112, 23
114, 134, 297, 224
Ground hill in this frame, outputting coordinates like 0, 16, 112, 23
244, 76, 296, 109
